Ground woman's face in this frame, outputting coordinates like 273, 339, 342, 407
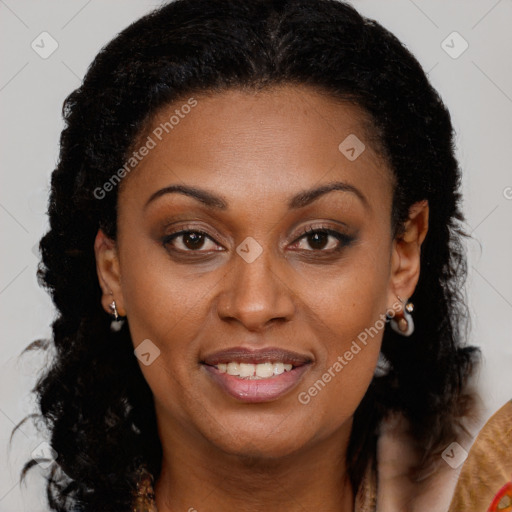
96, 85, 424, 459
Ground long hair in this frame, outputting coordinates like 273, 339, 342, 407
13, 1, 479, 510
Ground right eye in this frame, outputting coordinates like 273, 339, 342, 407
162, 230, 224, 253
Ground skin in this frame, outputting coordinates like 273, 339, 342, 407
95, 85, 428, 511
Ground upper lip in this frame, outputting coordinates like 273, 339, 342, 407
201, 347, 313, 367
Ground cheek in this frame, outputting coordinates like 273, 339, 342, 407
294, 237, 391, 343
291, 241, 390, 423
294, 289, 384, 436
298, 342, 380, 416
119, 247, 213, 424
119, 239, 209, 344
117, 244, 219, 421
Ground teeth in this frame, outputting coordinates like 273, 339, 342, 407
273, 362, 285, 375
226, 362, 240, 375
239, 363, 255, 377
255, 362, 274, 378
217, 361, 295, 379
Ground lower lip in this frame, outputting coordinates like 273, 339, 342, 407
203, 364, 311, 403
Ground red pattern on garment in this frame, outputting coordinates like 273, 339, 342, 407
488, 481, 512, 512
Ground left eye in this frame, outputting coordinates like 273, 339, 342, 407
290, 228, 351, 252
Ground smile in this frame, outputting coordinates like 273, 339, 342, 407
201, 347, 312, 403
216, 361, 293, 379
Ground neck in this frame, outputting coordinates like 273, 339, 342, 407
154, 421, 354, 512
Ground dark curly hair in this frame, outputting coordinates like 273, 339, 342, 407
13, 0, 479, 510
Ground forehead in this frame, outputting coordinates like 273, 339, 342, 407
120, 84, 393, 211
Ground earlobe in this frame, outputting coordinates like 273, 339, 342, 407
389, 200, 429, 301
94, 229, 126, 316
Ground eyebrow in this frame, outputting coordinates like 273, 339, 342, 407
289, 181, 368, 209
144, 181, 368, 211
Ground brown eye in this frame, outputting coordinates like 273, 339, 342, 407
290, 227, 354, 253
182, 232, 206, 250
162, 230, 222, 252
306, 231, 330, 250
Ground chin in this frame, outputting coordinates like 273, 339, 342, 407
204, 413, 313, 460
219, 437, 305, 462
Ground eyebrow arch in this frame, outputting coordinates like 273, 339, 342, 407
144, 181, 368, 211
288, 181, 368, 209
145, 184, 228, 210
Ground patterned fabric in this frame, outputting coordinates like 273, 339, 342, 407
132, 465, 157, 512
449, 400, 512, 512
355, 461, 378, 511
487, 482, 512, 512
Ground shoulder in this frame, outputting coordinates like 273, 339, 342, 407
449, 400, 512, 512
374, 412, 470, 511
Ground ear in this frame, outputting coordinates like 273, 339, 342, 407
94, 229, 126, 317
388, 200, 429, 304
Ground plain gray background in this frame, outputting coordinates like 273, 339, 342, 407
1, 1, 511, 510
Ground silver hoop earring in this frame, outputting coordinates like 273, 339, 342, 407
109, 300, 119, 320
390, 297, 415, 337
109, 300, 125, 332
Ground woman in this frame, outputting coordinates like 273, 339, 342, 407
14, 0, 481, 510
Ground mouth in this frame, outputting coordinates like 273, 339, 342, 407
201, 347, 313, 403
215, 361, 295, 379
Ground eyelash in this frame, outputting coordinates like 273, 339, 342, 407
291, 226, 354, 253
161, 224, 354, 256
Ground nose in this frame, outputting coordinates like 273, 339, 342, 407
216, 248, 296, 332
